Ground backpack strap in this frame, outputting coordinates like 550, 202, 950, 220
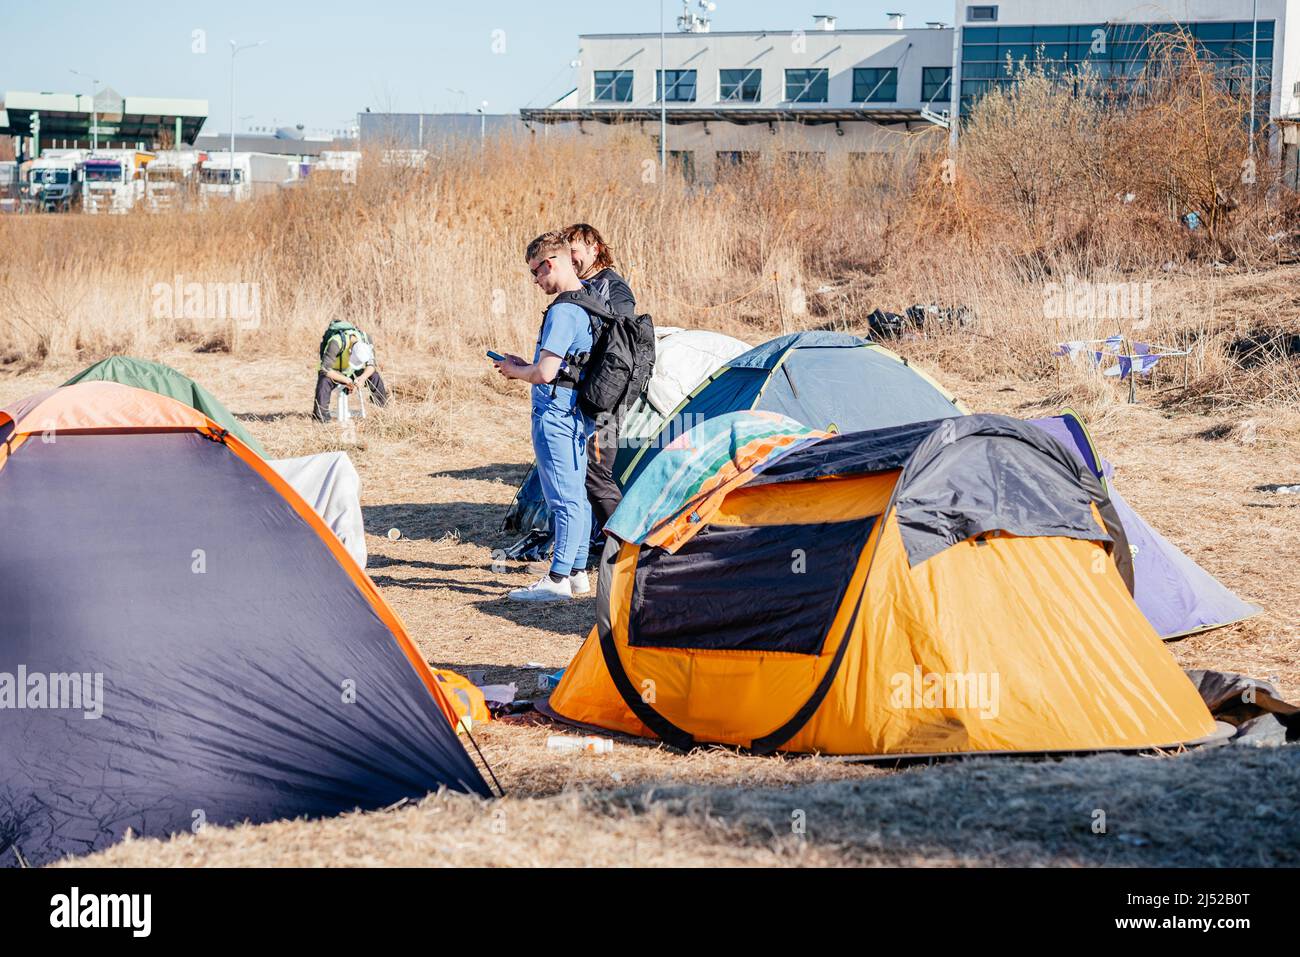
321, 322, 361, 374
541, 291, 609, 392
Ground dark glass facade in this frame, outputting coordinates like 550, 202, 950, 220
959, 20, 1275, 119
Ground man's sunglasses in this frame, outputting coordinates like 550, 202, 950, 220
530, 255, 557, 278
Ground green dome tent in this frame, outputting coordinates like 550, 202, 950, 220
64, 356, 268, 458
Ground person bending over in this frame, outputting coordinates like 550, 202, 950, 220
313, 321, 389, 422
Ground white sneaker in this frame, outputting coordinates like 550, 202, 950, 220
507, 575, 573, 602
569, 571, 591, 596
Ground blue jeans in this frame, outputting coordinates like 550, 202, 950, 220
531, 392, 593, 577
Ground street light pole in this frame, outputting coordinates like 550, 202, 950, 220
1248, 0, 1258, 157
230, 40, 268, 193
659, 0, 666, 176
70, 70, 100, 150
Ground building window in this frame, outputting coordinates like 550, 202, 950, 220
785, 68, 829, 103
593, 70, 633, 103
719, 68, 761, 102
784, 151, 826, 168
853, 67, 898, 103
716, 150, 759, 169
922, 67, 952, 105
967, 5, 998, 21
848, 153, 894, 191
669, 150, 696, 182
657, 69, 698, 103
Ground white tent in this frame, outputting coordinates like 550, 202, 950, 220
619, 327, 753, 447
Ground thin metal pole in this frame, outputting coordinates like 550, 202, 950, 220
1248, 0, 1258, 156
230, 47, 236, 176
660, 0, 666, 175
229, 41, 266, 197
71, 71, 100, 151
948, 20, 961, 154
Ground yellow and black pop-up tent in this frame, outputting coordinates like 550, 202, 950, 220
545, 412, 1217, 756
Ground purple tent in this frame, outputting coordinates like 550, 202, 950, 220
1031, 412, 1261, 640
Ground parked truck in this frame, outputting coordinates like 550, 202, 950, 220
198, 152, 294, 204
0, 161, 17, 213
144, 150, 206, 212
19, 151, 85, 212
82, 150, 155, 214
311, 150, 362, 186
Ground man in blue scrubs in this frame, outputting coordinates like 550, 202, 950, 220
494, 232, 596, 601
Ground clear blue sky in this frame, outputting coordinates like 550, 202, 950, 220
2, 0, 954, 134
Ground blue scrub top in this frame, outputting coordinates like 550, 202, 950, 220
532, 301, 593, 411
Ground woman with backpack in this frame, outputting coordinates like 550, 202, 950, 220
565, 223, 637, 322
563, 224, 642, 544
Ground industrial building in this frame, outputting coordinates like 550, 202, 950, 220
0, 88, 208, 160
356, 110, 531, 151
518, 1, 1300, 183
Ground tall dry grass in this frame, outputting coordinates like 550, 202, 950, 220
1, 34, 1296, 413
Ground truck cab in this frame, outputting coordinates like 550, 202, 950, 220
20, 152, 85, 212
82, 150, 154, 214
145, 150, 205, 211
199, 153, 250, 203
199, 152, 293, 204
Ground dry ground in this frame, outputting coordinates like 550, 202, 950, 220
3, 343, 1297, 868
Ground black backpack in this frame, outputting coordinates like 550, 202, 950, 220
548, 289, 655, 419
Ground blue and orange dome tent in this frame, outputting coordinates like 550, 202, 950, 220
0, 381, 491, 866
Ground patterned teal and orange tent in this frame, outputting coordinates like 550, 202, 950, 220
607, 410, 829, 547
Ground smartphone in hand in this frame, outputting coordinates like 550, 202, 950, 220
486, 350, 507, 362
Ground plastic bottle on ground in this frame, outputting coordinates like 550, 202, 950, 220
546, 735, 613, 755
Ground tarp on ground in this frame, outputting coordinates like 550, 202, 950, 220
269, 451, 368, 568
1031, 412, 1261, 640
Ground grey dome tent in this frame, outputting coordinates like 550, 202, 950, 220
617, 330, 966, 490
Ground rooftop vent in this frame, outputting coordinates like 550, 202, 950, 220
813, 14, 837, 31
887, 12, 905, 30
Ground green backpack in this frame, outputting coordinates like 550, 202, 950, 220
319, 322, 371, 372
